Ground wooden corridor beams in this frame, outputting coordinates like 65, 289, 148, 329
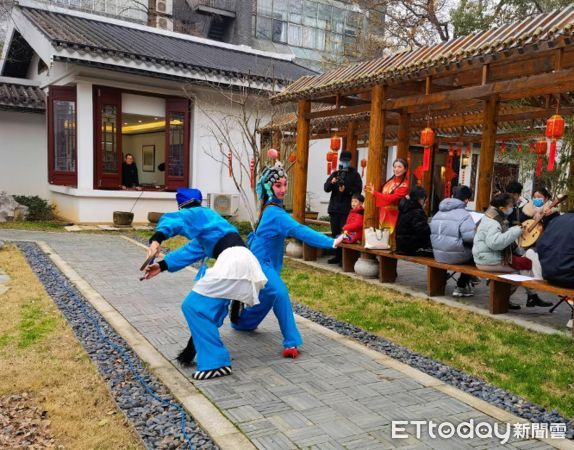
476, 96, 500, 211
293, 99, 311, 223
364, 85, 386, 229
396, 110, 410, 161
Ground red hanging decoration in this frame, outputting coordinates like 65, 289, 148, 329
330, 135, 341, 151
332, 152, 338, 173
465, 144, 471, 157
326, 151, 335, 175
498, 142, 507, 161
444, 150, 456, 198
545, 114, 564, 171
360, 158, 367, 177
420, 127, 434, 171
288, 152, 296, 163
412, 165, 425, 186
529, 142, 535, 153
517, 144, 523, 153
227, 151, 232, 177
534, 140, 547, 177
250, 159, 255, 188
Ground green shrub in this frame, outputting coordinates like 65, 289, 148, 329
229, 220, 254, 237
12, 196, 55, 221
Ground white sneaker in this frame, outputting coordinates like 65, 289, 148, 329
567, 319, 573, 329
453, 286, 474, 297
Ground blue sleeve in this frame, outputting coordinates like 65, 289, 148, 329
280, 210, 334, 249
156, 211, 186, 239
163, 240, 206, 272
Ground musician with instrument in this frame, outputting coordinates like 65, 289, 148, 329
537, 209, 574, 289
519, 188, 560, 231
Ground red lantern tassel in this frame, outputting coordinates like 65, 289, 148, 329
535, 156, 544, 177
332, 154, 338, 173
227, 151, 232, 177
250, 159, 255, 188
327, 162, 331, 175
423, 147, 431, 171
547, 140, 557, 171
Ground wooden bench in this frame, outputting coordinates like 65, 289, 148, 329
334, 243, 574, 315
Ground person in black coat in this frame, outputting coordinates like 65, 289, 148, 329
323, 150, 363, 264
395, 187, 433, 256
537, 210, 574, 288
121, 153, 140, 189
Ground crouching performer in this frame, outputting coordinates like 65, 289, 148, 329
143, 188, 267, 380
232, 161, 343, 358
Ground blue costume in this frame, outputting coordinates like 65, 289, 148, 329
233, 164, 335, 352
151, 188, 266, 379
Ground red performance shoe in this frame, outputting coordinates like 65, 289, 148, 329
282, 347, 299, 358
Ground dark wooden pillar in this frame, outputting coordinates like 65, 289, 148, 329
396, 110, 410, 161
364, 85, 386, 229
476, 96, 499, 211
347, 121, 358, 167
293, 100, 311, 223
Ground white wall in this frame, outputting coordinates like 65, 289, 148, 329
0, 110, 48, 198
123, 132, 165, 185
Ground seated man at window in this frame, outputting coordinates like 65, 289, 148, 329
121, 153, 141, 190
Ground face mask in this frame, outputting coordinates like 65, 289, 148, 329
533, 198, 544, 208
503, 207, 514, 216
339, 161, 350, 169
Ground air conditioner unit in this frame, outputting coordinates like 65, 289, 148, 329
208, 193, 240, 217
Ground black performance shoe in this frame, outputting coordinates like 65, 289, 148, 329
327, 257, 341, 264
508, 301, 521, 310
526, 295, 553, 308
176, 336, 196, 366
230, 300, 243, 325
192, 366, 232, 380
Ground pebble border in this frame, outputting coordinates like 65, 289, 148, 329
293, 303, 574, 439
17, 242, 218, 450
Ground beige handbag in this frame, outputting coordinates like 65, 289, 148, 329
364, 227, 390, 250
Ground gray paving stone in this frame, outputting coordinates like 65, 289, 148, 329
225, 405, 264, 423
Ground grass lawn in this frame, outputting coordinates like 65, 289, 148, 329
0, 245, 143, 449
282, 259, 574, 419
0, 220, 67, 231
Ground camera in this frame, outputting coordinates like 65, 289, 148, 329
336, 167, 348, 187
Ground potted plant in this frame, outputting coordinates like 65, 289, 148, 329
113, 211, 134, 227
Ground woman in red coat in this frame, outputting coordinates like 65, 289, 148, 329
342, 194, 364, 243
365, 158, 409, 247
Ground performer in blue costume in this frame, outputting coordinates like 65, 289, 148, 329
232, 161, 344, 358
143, 188, 267, 380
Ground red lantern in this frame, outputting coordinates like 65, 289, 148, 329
498, 142, 507, 161
332, 152, 338, 173
330, 135, 341, 151
420, 127, 434, 171
535, 140, 547, 177
529, 142, 535, 153
326, 151, 335, 175
360, 158, 367, 177
227, 151, 232, 177
545, 114, 564, 171
250, 159, 255, 188
288, 152, 296, 163
517, 144, 523, 153
412, 165, 425, 185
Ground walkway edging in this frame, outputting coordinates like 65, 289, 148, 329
37, 240, 255, 450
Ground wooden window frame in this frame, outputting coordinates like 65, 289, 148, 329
47, 85, 78, 187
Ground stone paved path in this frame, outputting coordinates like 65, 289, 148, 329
0, 230, 560, 449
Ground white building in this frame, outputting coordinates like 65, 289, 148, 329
0, 1, 313, 223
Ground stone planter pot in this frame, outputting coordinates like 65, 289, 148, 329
147, 212, 164, 224
354, 256, 378, 278
285, 240, 303, 258
113, 211, 134, 227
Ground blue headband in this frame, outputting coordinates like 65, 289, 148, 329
176, 188, 203, 209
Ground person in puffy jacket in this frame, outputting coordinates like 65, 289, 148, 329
430, 185, 476, 297
395, 187, 432, 256
342, 194, 364, 243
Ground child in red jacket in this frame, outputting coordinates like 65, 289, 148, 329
342, 194, 364, 244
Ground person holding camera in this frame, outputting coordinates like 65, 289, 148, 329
323, 150, 363, 264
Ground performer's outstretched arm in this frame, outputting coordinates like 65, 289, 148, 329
163, 240, 206, 272
277, 208, 337, 249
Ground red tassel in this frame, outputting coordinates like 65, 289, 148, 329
547, 140, 557, 171
423, 147, 431, 171
535, 156, 544, 177
250, 159, 255, 188
332, 154, 338, 173
227, 152, 232, 177
361, 167, 365, 177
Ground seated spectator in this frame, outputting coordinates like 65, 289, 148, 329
473, 193, 551, 309
521, 187, 560, 228
430, 185, 476, 297
342, 194, 364, 244
121, 153, 141, 190
537, 210, 574, 289
395, 187, 433, 256
505, 180, 526, 226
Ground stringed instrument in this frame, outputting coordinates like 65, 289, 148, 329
518, 193, 568, 248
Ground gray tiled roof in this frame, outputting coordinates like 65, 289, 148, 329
0, 81, 45, 111
21, 6, 315, 84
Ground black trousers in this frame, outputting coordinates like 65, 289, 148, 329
457, 273, 472, 288
329, 212, 348, 261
